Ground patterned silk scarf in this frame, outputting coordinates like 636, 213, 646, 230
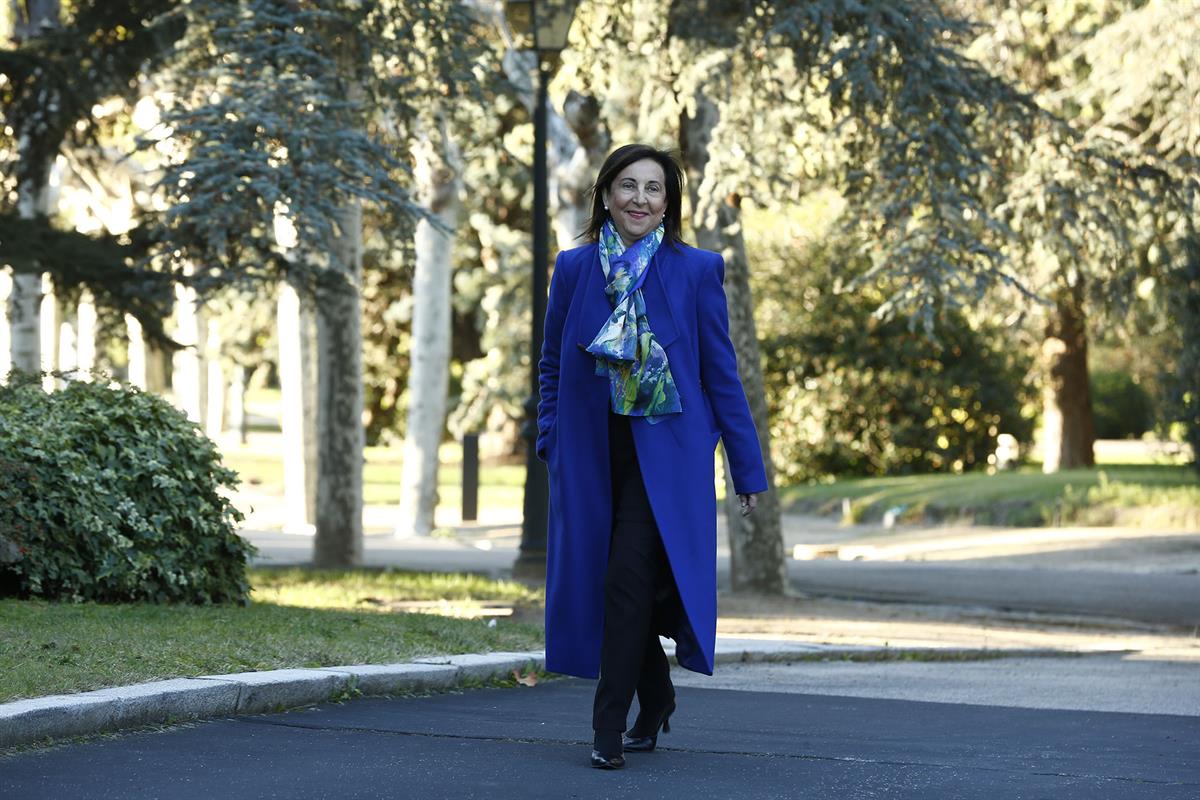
585, 219, 682, 423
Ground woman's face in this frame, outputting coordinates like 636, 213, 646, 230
603, 158, 667, 247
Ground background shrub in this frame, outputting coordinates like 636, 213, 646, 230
0, 374, 253, 604
1090, 368, 1154, 439
752, 233, 1036, 483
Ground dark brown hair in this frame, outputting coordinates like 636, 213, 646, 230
581, 144, 686, 246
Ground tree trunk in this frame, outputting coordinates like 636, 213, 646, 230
8, 0, 59, 377
127, 312, 169, 392
0, 269, 11, 379
395, 129, 460, 537
204, 316, 225, 439
681, 88, 786, 595
76, 291, 97, 380
54, 295, 74, 380
9, 273, 42, 376
278, 280, 319, 534
171, 281, 206, 424
313, 201, 365, 567
126, 313, 147, 388
552, 91, 609, 250
498, 31, 604, 251
41, 288, 63, 389
1041, 280, 1096, 472
228, 364, 248, 445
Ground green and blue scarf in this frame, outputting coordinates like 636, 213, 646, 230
585, 219, 682, 423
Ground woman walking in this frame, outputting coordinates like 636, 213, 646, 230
536, 143, 767, 769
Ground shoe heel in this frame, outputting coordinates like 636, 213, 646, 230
662, 715, 671, 734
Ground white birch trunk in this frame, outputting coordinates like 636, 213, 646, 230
56, 308, 75, 379
9, 0, 59, 377
126, 313, 147, 388
10, 273, 42, 376
228, 364, 248, 445
76, 291, 96, 380
313, 202, 365, 567
277, 280, 319, 533
204, 316, 225, 439
39, 279, 61, 390
171, 281, 206, 424
395, 130, 461, 538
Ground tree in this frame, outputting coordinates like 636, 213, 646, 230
396, 125, 460, 537
562, 0, 1180, 590
152, 0, 427, 566
0, 1, 183, 364
393, 0, 492, 538
1069, 0, 1200, 469
958, 0, 1200, 470
5, 0, 60, 374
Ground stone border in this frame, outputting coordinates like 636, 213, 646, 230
1, 641, 1082, 749
0, 651, 543, 749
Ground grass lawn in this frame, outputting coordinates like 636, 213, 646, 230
0, 569, 545, 704
778, 464, 1200, 528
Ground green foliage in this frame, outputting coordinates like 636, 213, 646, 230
0, 211, 177, 347
754, 232, 1035, 483
152, 0, 419, 291
0, 1, 183, 190
1090, 368, 1154, 439
0, 374, 252, 604
1160, 226, 1200, 473
0, 2, 184, 341
963, 0, 1200, 469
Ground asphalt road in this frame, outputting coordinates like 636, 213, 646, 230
4, 678, 1197, 799
247, 530, 1200, 628
785, 561, 1200, 627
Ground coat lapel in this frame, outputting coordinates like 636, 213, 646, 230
642, 244, 679, 347
574, 243, 679, 349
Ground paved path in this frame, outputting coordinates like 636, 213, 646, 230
3, 676, 1197, 799
244, 528, 1200, 627
673, 654, 1200, 716
786, 561, 1200, 627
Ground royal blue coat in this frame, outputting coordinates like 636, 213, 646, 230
536, 240, 768, 679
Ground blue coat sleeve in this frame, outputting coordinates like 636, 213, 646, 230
536, 252, 571, 462
697, 253, 769, 495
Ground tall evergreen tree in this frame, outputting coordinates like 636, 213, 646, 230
565, 0, 1191, 590
152, 0, 433, 565
0, 0, 182, 364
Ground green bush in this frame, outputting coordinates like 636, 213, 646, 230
1090, 368, 1154, 439
0, 374, 253, 604
752, 235, 1036, 483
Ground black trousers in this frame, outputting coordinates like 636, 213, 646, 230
592, 412, 678, 733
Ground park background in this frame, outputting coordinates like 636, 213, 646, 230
0, 0, 1198, 707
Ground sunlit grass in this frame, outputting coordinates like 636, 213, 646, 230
249, 567, 544, 610
0, 569, 545, 703
778, 464, 1200, 527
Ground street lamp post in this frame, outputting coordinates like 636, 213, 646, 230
508, 0, 579, 579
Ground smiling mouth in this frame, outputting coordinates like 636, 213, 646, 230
627, 211, 648, 219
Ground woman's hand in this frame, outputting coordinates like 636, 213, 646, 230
737, 493, 759, 517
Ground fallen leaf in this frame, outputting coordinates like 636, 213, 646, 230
512, 668, 538, 687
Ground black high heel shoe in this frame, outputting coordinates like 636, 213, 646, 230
590, 730, 625, 769
622, 700, 675, 753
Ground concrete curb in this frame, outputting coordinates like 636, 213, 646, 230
0, 651, 545, 749
0, 641, 1080, 750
